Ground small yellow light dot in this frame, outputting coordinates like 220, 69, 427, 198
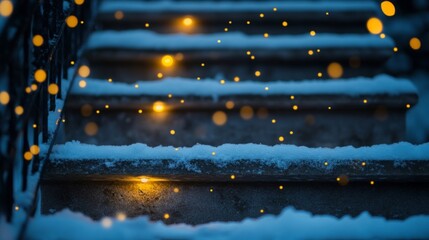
289, 131, 294, 135
79, 80, 87, 88
318, 72, 323, 78
246, 51, 251, 55
393, 47, 398, 52
105, 104, 109, 109
161, 55, 174, 67
210, 188, 214, 192
260, 209, 265, 213
282, 21, 288, 27
134, 84, 139, 88
25, 87, 31, 94
168, 94, 172, 98
246, 20, 251, 25
170, 129, 176, 135
363, 99, 368, 104
292, 105, 298, 111
271, 119, 276, 124
234, 76, 240, 82
279, 185, 284, 190
259, 13, 264, 18
220, 79, 225, 85
273, 7, 277, 12
201, 63, 205, 67
230, 174, 235, 180
145, 23, 150, 28
310, 30, 316, 36
336, 177, 341, 182
278, 136, 284, 142
250, 55, 255, 60
33, 124, 37, 128
406, 104, 411, 109
116, 212, 126, 221
224, 28, 228, 32
157, 73, 163, 79
308, 50, 314, 55
264, 87, 269, 91
255, 71, 261, 77
138, 109, 143, 114
290, 95, 295, 100
380, 33, 386, 39
212, 151, 216, 156
197, 77, 201, 80
324, 162, 328, 166
70, 61, 75, 65
96, 110, 100, 114
173, 187, 179, 193
228, 20, 232, 24
326, 12, 329, 16
108, 78, 113, 82
217, 39, 221, 43
370, 180, 375, 185
164, 213, 170, 219
183, 17, 194, 26
263, 33, 269, 38
328, 106, 332, 110
15, 206, 19, 211
180, 99, 185, 104
362, 162, 366, 166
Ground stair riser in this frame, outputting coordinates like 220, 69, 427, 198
63, 106, 406, 147
84, 54, 390, 83
41, 181, 429, 225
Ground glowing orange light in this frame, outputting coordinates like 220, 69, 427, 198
153, 101, 165, 112
161, 55, 174, 67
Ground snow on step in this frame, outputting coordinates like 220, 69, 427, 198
98, 1, 379, 34
27, 207, 429, 240
71, 75, 417, 98
100, 1, 378, 13
43, 141, 429, 181
87, 30, 394, 51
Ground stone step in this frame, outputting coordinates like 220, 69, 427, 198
84, 31, 395, 82
41, 142, 429, 224
62, 75, 417, 147
97, 1, 380, 34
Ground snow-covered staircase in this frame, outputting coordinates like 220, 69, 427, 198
41, 0, 429, 224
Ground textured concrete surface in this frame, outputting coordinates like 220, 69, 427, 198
41, 181, 429, 225
63, 97, 409, 147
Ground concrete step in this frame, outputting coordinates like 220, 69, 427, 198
96, 1, 380, 34
84, 31, 395, 82
61, 75, 417, 147
41, 142, 429, 224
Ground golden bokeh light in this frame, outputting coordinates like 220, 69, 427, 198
381, 1, 395, 17
79, 80, 87, 88
212, 111, 227, 126
161, 55, 175, 67
409, 37, 421, 50
327, 62, 343, 79
153, 101, 166, 112
78, 65, 90, 78
32, 35, 44, 47
0, 0, 13, 17
48, 83, 59, 95
66, 15, 78, 28
15, 106, 24, 115
366, 17, 383, 34
84, 122, 98, 136
225, 101, 235, 109
0, 91, 10, 105
24, 152, 33, 161
74, 0, 85, 5
240, 106, 254, 120
30, 145, 40, 155
114, 11, 124, 20
34, 69, 47, 83
282, 21, 288, 27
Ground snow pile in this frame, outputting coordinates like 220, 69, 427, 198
46, 142, 429, 165
100, 1, 378, 13
87, 31, 394, 51
71, 75, 417, 98
26, 207, 429, 240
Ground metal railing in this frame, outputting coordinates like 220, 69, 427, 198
0, 0, 97, 225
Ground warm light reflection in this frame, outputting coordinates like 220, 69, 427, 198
66, 15, 78, 28
327, 62, 343, 79
381, 1, 395, 17
161, 55, 175, 67
212, 111, 227, 126
183, 17, 194, 26
153, 101, 166, 112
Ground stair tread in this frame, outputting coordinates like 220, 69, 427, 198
43, 142, 429, 181
87, 31, 394, 52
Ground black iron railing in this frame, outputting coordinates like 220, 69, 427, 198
0, 0, 97, 225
